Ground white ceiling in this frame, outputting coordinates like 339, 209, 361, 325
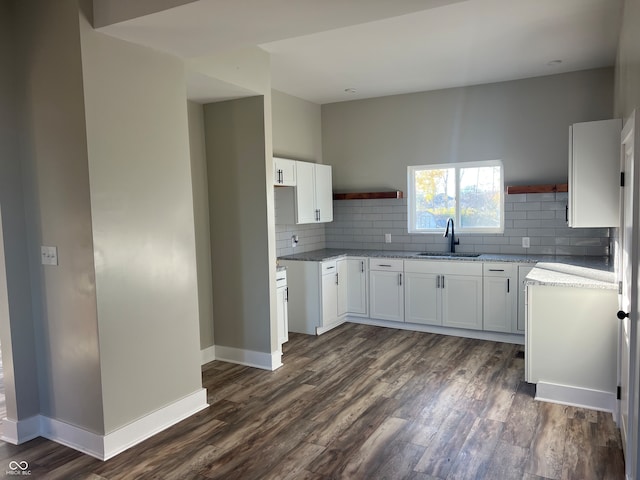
97, 0, 624, 104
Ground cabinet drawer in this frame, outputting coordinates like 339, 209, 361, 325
483, 263, 516, 277
406, 260, 482, 276
276, 269, 287, 288
321, 260, 338, 275
369, 258, 403, 272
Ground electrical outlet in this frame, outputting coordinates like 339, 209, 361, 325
522, 237, 530, 248
385, 233, 392, 243
41, 246, 58, 266
291, 235, 299, 248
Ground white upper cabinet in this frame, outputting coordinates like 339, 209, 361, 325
273, 157, 296, 186
295, 162, 333, 224
568, 119, 621, 228
314, 164, 333, 223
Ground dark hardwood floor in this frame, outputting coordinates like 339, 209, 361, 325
0, 323, 625, 479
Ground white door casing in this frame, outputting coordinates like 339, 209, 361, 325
619, 110, 639, 479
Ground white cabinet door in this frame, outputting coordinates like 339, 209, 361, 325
483, 263, 517, 333
315, 163, 333, 222
405, 272, 440, 325
294, 161, 317, 224
273, 157, 296, 186
293, 162, 333, 224
337, 259, 349, 317
517, 265, 534, 332
321, 271, 339, 328
276, 285, 289, 344
442, 275, 482, 330
483, 277, 514, 333
345, 258, 367, 316
370, 270, 404, 322
568, 119, 621, 227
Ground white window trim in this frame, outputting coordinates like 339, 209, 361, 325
407, 160, 505, 234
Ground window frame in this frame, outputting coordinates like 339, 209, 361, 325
407, 160, 505, 234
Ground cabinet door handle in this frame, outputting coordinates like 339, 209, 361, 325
325, 266, 335, 270
285, 287, 288, 302
565, 204, 568, 222
441, 275, 445, 288
378, 264, 392, 267
489, 269, 504, 272
399, 273, 402, 286
436, 275, 440, 288
507, 278, 510, 293
361, 260, 364, 273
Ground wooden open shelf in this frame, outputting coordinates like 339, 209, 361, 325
333, 191, 404, 200
506, 183, 568, 195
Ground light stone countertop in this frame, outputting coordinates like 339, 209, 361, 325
524, 262, 616, 289
277, 248, 614, 289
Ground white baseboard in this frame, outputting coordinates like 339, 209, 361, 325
101, 388, 208, 460
0, 415, 41, 444
40, 416, 105, 459
347, 316, 525, 345
535, 381, 616, 413
215, 345, 282, 371
5, 389, 208, 461
201, 345, 217, 365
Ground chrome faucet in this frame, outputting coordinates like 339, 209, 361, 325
443, 217, 460, 253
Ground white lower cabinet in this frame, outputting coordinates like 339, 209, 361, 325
526, 283, 617, 409
279, 257, 367, 335
369, 259, 404, 322
483, 263, 517, 333
276, 269, 289, 344
441, 274, 483, 330
404, 271, 440, 325
321, 261, 339, 328
282, 256, 528, 338
404, 260, 482, 330
341, 257, 368, 316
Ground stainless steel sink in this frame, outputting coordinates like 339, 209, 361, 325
415, 252, 481, 258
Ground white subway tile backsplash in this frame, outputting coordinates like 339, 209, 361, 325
513, 202, 542, 211
275, 192, 609, 258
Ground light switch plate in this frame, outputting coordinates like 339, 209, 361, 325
522, 237, 530, 248
41, 246, 58, 266
385, 233, 392, 243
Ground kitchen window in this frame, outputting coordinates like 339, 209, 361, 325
407, 160, 504, 234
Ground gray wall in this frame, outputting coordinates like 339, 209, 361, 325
15, 0, 104, 433
272, 89, 323, 163
187, 101, 215, 350
205, 97, 273, 354
0, 0, 40, 423
272, 90, 327, 257
615, 0, 640, 119
322, 68, 614, 192
79, 8, 203, 433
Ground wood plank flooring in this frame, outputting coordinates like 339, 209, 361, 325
0, 323, 625, 479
